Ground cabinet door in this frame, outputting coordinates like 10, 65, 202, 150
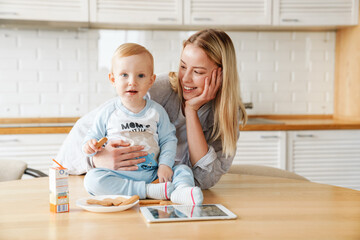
0, 134, 67, 177
0, 0, 88, 22
89, 0, 182, 25
184, 0, 272, 26
273, 0, 359, 26
288, 130, 360, 190
233, 131, 286, 169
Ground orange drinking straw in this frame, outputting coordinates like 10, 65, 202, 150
52, 159, 65, 169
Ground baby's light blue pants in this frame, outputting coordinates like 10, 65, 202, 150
84, 164, 195, 199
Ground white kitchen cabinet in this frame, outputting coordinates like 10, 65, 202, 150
0, 0, 88, 22
89, 0, 183, 25
1, 0, 359, 29
273, 0, 359, 26
287, 130, 360, 190
0, 134, 67, 177
233, 131, 286, 169
184, 0, 272, 26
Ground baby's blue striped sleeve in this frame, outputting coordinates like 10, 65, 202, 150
82, 103, 115, 156
155, 103, 177, 168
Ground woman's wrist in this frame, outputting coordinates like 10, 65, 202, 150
184, 101, 200, 113
184, 105, 198, 118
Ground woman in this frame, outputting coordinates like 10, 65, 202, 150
56, 29, 247, 190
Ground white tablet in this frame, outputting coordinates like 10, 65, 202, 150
140, 204, 237, 223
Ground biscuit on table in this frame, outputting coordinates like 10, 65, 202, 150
120, 195, 140, 205
139, 199, 162, 205
159, 200, 174, 205
113, 196, 128, 205
86, 195, 139, 207
87, 199, 113, 206
102, 198, 121, 206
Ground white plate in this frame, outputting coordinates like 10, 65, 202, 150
76, 195, 139, 213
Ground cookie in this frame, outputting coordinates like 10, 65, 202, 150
86, 195, 138, 207
139, 199, 162, 205
95, 137, 108, 148
159, 200, 173, 205
87, 198, 113, 206
120, 195, 140, 205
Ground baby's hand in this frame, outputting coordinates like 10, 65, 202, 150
83, 139, 102, 155
157, 165, 173, 183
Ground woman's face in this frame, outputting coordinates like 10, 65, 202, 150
178, 43, 218, 101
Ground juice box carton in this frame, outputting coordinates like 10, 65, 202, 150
49, 165, 69, 213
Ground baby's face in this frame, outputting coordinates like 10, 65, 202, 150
110, 53, 155, 106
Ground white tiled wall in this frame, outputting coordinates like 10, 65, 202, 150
0, 27, 335, 117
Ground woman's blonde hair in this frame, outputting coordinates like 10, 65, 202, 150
111, 43, 154, 73
170, 29, 247, 157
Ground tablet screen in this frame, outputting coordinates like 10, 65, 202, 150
140, 204, 237, 223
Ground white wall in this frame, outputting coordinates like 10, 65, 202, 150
0, 27, 335, 117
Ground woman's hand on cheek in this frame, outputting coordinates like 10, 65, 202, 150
92, 139, 147, 171
185, 67, 222, 111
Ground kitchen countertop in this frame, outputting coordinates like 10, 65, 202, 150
0, 118, 78, 134
241, 115, 360, 131
1, 115, 360, 134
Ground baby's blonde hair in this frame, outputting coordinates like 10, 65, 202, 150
110, 43, 154, 74
170, 29, 247, 157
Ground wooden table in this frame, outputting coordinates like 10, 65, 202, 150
1, 174, 360, 240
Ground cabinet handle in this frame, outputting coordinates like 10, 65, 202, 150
296, 134, 315, 138
0, 12, 18, 15
158, 17, 177, 21
282, 19, 299, 22
0, 139, 19, 143
260, 136, 279, 139
194, 17, 212, 21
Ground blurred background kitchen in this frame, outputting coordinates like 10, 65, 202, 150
0, 1, 359, 190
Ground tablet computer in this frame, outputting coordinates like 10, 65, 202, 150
140, 204, 237, 223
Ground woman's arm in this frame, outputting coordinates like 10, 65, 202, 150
184, 68, 222, 166
148, 72, 234, 189
56, 97, 147, 173
184, 106, 208, 166
191, 135, 237, 189
183, 68, 238, 189
190, 106, 241, 189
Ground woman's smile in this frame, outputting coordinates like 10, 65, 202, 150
183, 86, 197, 91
